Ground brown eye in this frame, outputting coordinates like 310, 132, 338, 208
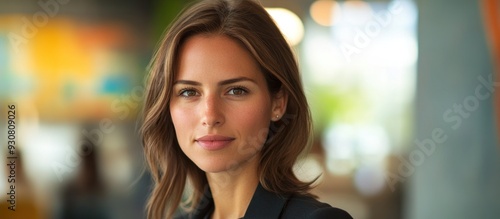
179, 89, 198, 97
227, 87, 248, 96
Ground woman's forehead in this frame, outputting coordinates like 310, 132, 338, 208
175, 34, 263, 82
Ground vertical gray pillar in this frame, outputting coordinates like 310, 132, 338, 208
407, 0, 500, 218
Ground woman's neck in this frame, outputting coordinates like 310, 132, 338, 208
206, 155, 260, 219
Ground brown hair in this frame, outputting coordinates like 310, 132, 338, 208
140, 0, 314, 218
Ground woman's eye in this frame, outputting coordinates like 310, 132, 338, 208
179, 89, 198, 97
227, 87, 248, 96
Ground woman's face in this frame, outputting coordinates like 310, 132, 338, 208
170, 34, 285, 173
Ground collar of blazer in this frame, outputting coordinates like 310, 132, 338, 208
189, 183, 291, 219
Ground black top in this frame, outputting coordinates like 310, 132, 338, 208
175, 183, 353, 219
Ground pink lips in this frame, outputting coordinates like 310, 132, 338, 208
195, 135, 235, 150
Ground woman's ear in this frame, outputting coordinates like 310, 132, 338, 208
271, 88, 288, 121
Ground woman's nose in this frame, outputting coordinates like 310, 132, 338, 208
201, 94, 225, 127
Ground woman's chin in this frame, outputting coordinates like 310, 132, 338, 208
194, 160, 234, 173
194, 157, 255, 174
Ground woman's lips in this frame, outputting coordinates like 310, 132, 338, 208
195, 135, 235, 150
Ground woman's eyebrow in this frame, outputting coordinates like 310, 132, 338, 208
173, 80, 201, 86
218, 77, 256, 86
173, 77, 256, 86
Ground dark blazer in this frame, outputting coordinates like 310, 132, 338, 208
176, 183, 353, 219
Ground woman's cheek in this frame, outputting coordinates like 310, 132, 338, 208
170, 102, 195, 136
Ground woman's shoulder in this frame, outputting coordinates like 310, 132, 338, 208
173, 184, 353, 219
281, 194, 353, 219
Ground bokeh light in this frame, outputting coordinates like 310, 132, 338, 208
266, 8, 304, 46
310, 0, 341, 26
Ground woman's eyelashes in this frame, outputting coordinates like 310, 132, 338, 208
178, 87, 199, 97
176, 85, 250, 98
226, 86, 249, 96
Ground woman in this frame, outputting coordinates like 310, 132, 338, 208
140, 0, 353, 218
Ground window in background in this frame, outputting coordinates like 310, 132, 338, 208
302, 0, 417, 196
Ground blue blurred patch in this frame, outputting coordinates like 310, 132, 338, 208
100, 74, 131, 94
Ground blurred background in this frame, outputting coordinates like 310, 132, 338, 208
0, 0, 499, 218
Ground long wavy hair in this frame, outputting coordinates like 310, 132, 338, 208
140, 0, 315, 218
